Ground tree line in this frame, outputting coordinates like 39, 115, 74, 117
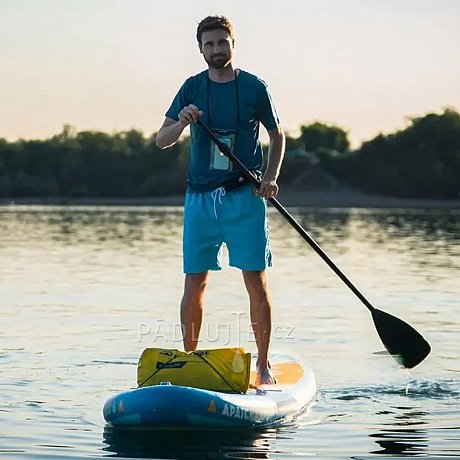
319, 108, 460, 199
0, 108, 459, 199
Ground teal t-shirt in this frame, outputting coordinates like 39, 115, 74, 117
165, 70, 279, 192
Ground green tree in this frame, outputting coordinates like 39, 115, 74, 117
120, 129, 147, 155
322, 108, 460, 198
285, 134, 302, 151
300, 122, 350, 153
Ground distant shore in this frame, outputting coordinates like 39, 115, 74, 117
1, 187, 459, 209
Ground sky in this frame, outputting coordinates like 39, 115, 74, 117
1, 0, 459, 147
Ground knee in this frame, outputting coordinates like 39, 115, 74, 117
184, 272, 208, 297
243, 271, 270, 303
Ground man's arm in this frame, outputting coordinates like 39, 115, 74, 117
156, 105, 203, 149
156, 117, 186, 149
258, 125, 285, 198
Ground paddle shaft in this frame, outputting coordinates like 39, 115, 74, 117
196, 118, 376, 312
268, 199, 375, 312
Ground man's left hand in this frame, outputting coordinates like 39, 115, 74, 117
256, 178, 279, 199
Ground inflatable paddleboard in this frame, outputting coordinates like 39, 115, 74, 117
103, 354, 316, 429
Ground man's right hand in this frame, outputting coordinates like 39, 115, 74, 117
178, 105, 204, 127
156, 106, 204, 149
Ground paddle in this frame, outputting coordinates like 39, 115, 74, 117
196, 118, 431, 369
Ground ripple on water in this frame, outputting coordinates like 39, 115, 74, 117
328, 379, 460, 401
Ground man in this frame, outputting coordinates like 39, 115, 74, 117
156, 15, 285, 384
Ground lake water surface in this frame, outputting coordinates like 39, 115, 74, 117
1, 205, 459, 459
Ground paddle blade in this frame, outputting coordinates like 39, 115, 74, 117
371, 308, 431, 368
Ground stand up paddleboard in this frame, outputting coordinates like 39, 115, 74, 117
103, 354, 316, 429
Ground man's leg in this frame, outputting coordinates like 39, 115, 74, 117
180, 272, 209, 351
242, 270, 276, 384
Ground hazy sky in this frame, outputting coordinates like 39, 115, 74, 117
1, 0, 459, 146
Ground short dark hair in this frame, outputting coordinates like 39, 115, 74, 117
196, 16, 234, 45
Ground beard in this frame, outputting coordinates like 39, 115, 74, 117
204, 53, 232, 69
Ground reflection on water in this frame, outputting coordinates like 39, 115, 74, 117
2, 205, 458, 243
0, 205, 459, 459
0, 206, 184, 248
280, 208, 460, 255
325, 379, 460, 458
371, 407, 429, 456
371, 428, 428, 456
103, 426, 276, 459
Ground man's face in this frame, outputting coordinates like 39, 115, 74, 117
199, 29, 234, 69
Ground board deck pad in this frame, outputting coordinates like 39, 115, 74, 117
250, 361, 304, 388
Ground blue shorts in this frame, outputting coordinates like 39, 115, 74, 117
183, 184, 272, 274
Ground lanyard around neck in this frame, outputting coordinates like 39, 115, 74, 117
206, 70, 240, 129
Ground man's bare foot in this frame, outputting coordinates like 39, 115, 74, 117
256, 366, 277, 385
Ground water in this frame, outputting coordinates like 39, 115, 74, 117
0, 205, 459, 459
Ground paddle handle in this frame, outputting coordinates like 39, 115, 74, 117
196, 118, 376, 313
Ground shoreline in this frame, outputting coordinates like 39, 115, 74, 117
1, 188, 459, 209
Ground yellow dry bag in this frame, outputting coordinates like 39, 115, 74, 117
137, 347, 251, 393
